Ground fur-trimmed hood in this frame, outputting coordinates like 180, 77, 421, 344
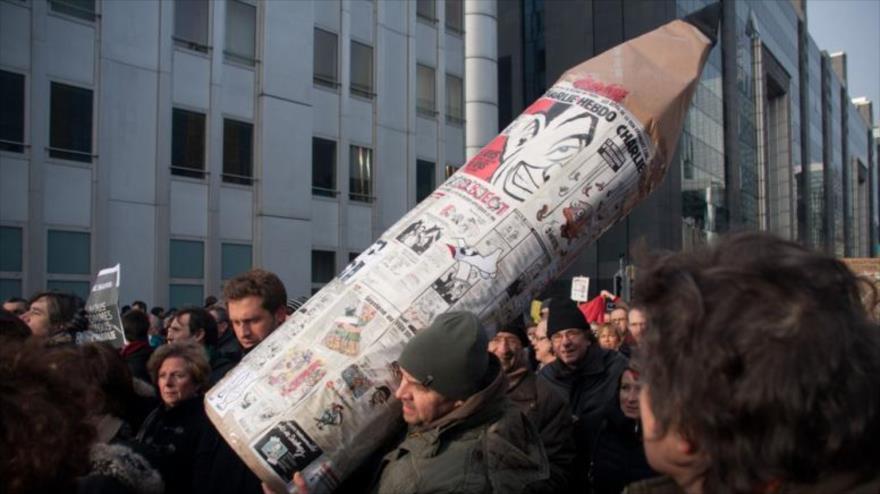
86, 443, 164, 494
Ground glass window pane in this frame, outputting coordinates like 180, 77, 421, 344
311, 250, 336, 283
350, 41, 373, 97
225, 0, 256, 62
50, 82, 93, 162
0, 279, 22, 301
221, 243, 252, 280
50, 0, 96, 21
445, 0, 463, 32
314, 28, 338, 87
0, 70, 25, 153
170, 239, 204, 279
46, 280, 90, 300
223, 119, 253, 185
417, 0, 435, 20
312, 137, 337, 196
0, 226, 23, 272
416, 159, 435, 202
172, 109, 206, 178
446, 74, 463, 122
170, 284, 204, 308
445, 164, 458, 179
349, 145, 373, 202
417, 65, 436, 115
175, 0, 209, 45
47, 230, 90, 275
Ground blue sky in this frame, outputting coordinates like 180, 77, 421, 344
807, 0, 880, 124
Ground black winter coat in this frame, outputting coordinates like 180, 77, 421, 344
136, 396, 210, 494
589, 402, 657, 494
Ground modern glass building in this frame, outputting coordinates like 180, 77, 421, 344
493, 0, 877, 294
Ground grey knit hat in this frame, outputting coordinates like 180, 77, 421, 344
398, 311, 489, 400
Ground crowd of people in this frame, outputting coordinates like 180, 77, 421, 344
2, 232, 879, 494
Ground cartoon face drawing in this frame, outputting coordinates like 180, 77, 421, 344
459, 98, 594, 204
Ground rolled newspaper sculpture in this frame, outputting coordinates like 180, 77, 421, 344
206, 4, 720, 492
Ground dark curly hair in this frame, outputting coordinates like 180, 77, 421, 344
0, 340, 97, 494
222, 268, 287, 314
633, 232, 880, 493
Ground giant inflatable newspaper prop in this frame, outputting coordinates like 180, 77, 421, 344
207, 5, 720, 492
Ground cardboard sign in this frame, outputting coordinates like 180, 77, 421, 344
79, 264, 125, 348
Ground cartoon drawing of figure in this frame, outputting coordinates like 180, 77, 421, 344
432, 270, 471, 305
369, 386, 392, 407
260, 436, 288, 466
314, 403, 345, 430
446, 238, 502, 280
396, 220, 442, 255
341, 365, 374, 399
462, 98, 598, 202
339, 239, 388, 283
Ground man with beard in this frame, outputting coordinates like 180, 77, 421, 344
489, 318, 576, 491
538, 298, 628, 485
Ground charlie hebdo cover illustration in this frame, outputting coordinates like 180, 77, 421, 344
205, 4, 720, 493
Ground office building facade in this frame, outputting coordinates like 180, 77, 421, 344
0, 0, 467, 306
493, 0, 877, 292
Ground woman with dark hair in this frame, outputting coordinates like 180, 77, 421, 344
136, 341, 212, 494
589, 367, 657, 494
0, 340, 162, 494
21, 291, 88, 345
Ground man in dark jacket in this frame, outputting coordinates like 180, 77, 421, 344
194, 269, 288, 494
121, 309, 153, 384
166, 306, 234, 386
538, 298, 628, 483
489, 317, 576, 491
207, 304, 242, 366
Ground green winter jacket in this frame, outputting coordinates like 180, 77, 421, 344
372, 361, 551, 494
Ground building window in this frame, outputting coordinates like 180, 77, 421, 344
0, 71, 25, 153
47, 230, 90, 275
311, 249, 335, 293
174, 0, 209, 49
172, 109, 206, 178
445, 164, 458, 179
50, 82, 93, 163
312, 137, 337, 197
314, 28, 339, 88
445, 0, 463, 33
349, 145, 373, 203
221, 243, 252, 280
416, 0, 435, 22
416, 159, 435, 202
350, 41, 374, 98
49, 0, 96, 21
223, 119, 253, 185
0, 226, 23, 300
446, 74, 464, 124
225, 0, 256, 64
47, 230, 90, 299
417, 65, 436, 117
170, 239, 204, 307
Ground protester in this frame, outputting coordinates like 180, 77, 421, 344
2, 296, 28, 316
224, 268, 288, 352
22, 291, 87, 345
539, 298, 628, 487
1, 339, 162, 494
578, 289, 621, 324
194, 269, 288, 494
489, 317, 576, 491
121, 309, 154, 384
627, 232, 880, 494
207, 304, 242, 373
532, 318, 556, 368
280, 311, 551, 494
131, 300, 147, 313
166, 306, 234, 385
589, 367, 656, 494
136, 342, 211, 494
597, 322, 624, 351
627, 307, 647, 345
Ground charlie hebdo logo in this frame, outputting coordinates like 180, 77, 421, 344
462, 97, 598, 202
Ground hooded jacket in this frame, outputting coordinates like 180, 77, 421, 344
372, 359, 552, 494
